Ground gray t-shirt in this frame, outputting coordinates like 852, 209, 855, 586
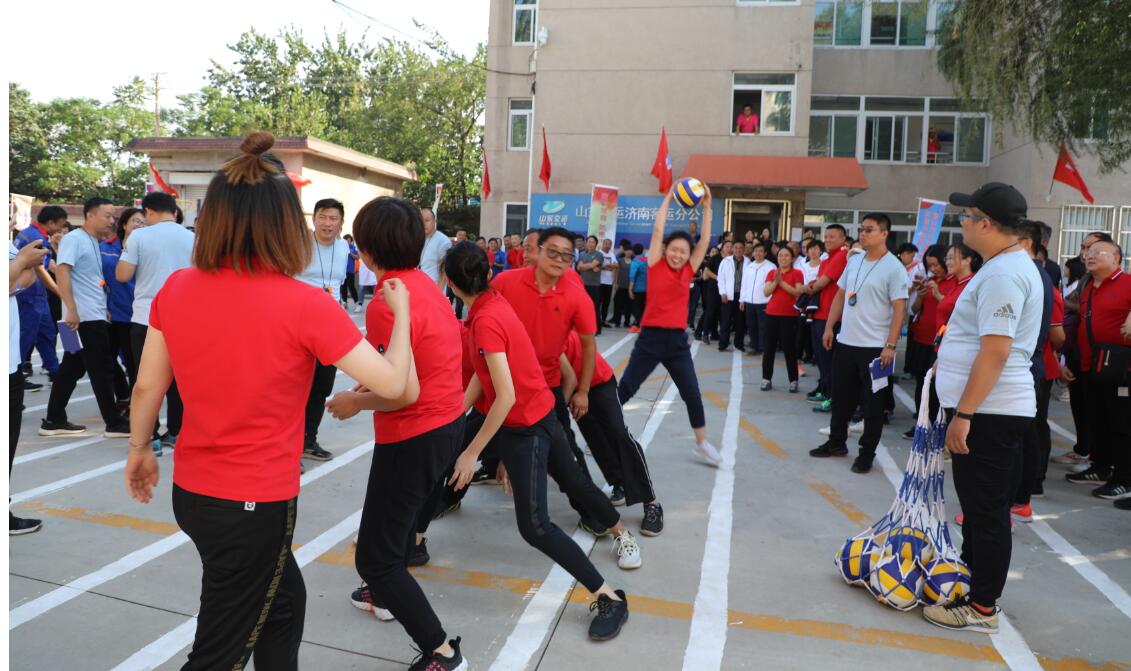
836, 251, 909, 348
56, 228, 108, 323
296, 238, 350, 301
578, 250, 603, 287
121, 220, 195, 326
419, 232, 452, 284
936, 249, 1043, 417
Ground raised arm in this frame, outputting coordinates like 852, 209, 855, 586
333, 279, 413, 399
647, 191, 673, 267
689, 187, 713, 271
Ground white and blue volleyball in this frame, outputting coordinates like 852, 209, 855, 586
837, 537, 881, 585
887, 526, 934, 565
921, 558, 971, 605
673, 177, 706, 209
869, 554, 923, 611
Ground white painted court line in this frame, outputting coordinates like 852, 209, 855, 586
13, 436, 106, 465
1047, 420, 1077, 443
598, 332, 635, 360
488, 341, 696, 671
681, 350, 742, 671
10, 460, 127, 504
891, 383, 1127, 622
110, 509, 364, 671
23, 393, 94, 414
9, 442, 374, 631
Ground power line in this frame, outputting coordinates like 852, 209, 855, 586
329, 0, 533, 77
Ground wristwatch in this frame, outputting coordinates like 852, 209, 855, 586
884, 342, 897, 350
955, 411, 975, 421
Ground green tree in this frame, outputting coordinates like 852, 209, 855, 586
9, 83, 47, 196
937, 0, 1131, 171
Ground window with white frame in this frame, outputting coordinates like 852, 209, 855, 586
513, 0, 537, 45
816, 0, 943, 47
1057, 205, 1117, 265
733, 73, 795, 135
863, 97, 924, 162
508, 99, 532, 151
505, 203, 529, 236
925, 98, 987, 164
809, 96, 860, 157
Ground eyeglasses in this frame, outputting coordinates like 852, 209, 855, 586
539, 246, 573, 262
858, 227, 881, 234
959, 213, 985, 222
1085, 250, 1116, 259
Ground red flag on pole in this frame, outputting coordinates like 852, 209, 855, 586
148, 162, 179, 198
651, 127, 673, 194
538, 127, 552, 191
1052, 143, 1094, 204
286, 171, 312, 188
482, 152, 492, 200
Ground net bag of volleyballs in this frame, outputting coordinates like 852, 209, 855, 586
673, 177, 706, 208
832, 369, 969, 610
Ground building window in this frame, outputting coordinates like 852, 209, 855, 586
1057, 205, 1117, 265
733, 73, 795, 135
736, 0, 800, 4
513, 0, 537, 45
926, 98, 987, 164
814, 1, 863, 46
505, 203, 529, 236
809, 116, 858, 157
863, 97, 924, 162
508, 99, 533, 151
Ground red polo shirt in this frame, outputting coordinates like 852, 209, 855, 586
935, 274, 972, 335
491, 266, 597, 387
813, 247, 847, 321
564, 330, 614, 386
466, 289, 555, 427
910, 275, 949, 346
641, 261, 694, 329
365, 269, 465, 443
1077, 270, 1131, 372
766, 268, 804, 317
150, 267, 362, 502
507, 247, 525, 270
1042, 288, 1064, 381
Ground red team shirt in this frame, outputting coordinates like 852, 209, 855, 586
934, 274, 973, 346
765, 267, 804, 317
365, 269, 466, 443
641, 261, 695, 329
465, 289, 555, 427
507, 247, 525, 271
1076, 270, 1131, 372
564, 330, 614, 387
150, 268, 362, 502
490, 266, 597, 387
910, 275, 949, 346
1042, 288, 1065, 381
813, 247, 848, 321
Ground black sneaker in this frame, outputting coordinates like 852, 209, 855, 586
408, 636, 468, 671
303, 441, 334, 461
609, 484, 626, 507
760, 380, 772, 391
350, 584, 395, 621
432, 500, 461, 520
588, 590, 629, 641
408, 538, 430, 567
578, 518, 611, 538
23, 379, 43, 392
902, 428, 916, 440
10, 514, 42, 536
805, 388, 822, 400
718, 346, 730, 353
809, 441, 848, 458
470, 464, 496, 485
851, 456, 874, 474
38, 419, 87, 436
1092, 481, 1131, 501
104, 422, 130, 438
640, 503, 664, 537
1031, 483, 1045, 498
1066, 466, 1111, 485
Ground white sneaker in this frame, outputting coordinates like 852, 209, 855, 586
614, 531, 642, 570
354, 304, 363, 314
694, 441, 721, 467
818, 421, 864, 436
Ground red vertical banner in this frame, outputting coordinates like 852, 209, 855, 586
539, 127, 552, 191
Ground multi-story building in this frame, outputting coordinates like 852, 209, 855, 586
481, 0, 1129, 264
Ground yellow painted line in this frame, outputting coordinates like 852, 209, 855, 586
808, 481, 872, 527
703, 390, 788, 460
22, 503, 1128, 670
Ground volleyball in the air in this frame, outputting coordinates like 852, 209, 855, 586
673, 177, 706, 208
887, 526, 934, 565
921, 558, 971, 605
837, 537, 881, 585
869, 554, 923, 611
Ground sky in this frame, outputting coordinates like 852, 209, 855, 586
5, 0, 490, 103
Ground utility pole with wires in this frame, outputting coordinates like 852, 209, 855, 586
151, 72, 167, 136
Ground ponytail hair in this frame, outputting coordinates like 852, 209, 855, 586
444, 241, 492, 297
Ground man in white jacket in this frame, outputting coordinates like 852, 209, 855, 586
740, 242, 775, 354
716, 240, 747, 352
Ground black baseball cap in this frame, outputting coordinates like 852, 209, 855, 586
949, 182, 1027, 228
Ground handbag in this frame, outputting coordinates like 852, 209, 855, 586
1084, 283, 1131, 384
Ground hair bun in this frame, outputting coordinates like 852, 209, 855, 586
240, 131, 275, 156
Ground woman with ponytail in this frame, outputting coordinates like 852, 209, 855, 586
123, 132, 417, 671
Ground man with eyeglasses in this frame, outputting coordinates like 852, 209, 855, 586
809, 213, 907, 473
922, 182, 1043, 634
1061, 239, 1131, 507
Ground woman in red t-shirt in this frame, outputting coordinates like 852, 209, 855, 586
616, 188, 721, 466
321, 197, 469, 669
761, 246, 806, 392
123, 132, 416, 671
443, 242, 632, 641
903, 244, 948, 438
935, 242, 983, 341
